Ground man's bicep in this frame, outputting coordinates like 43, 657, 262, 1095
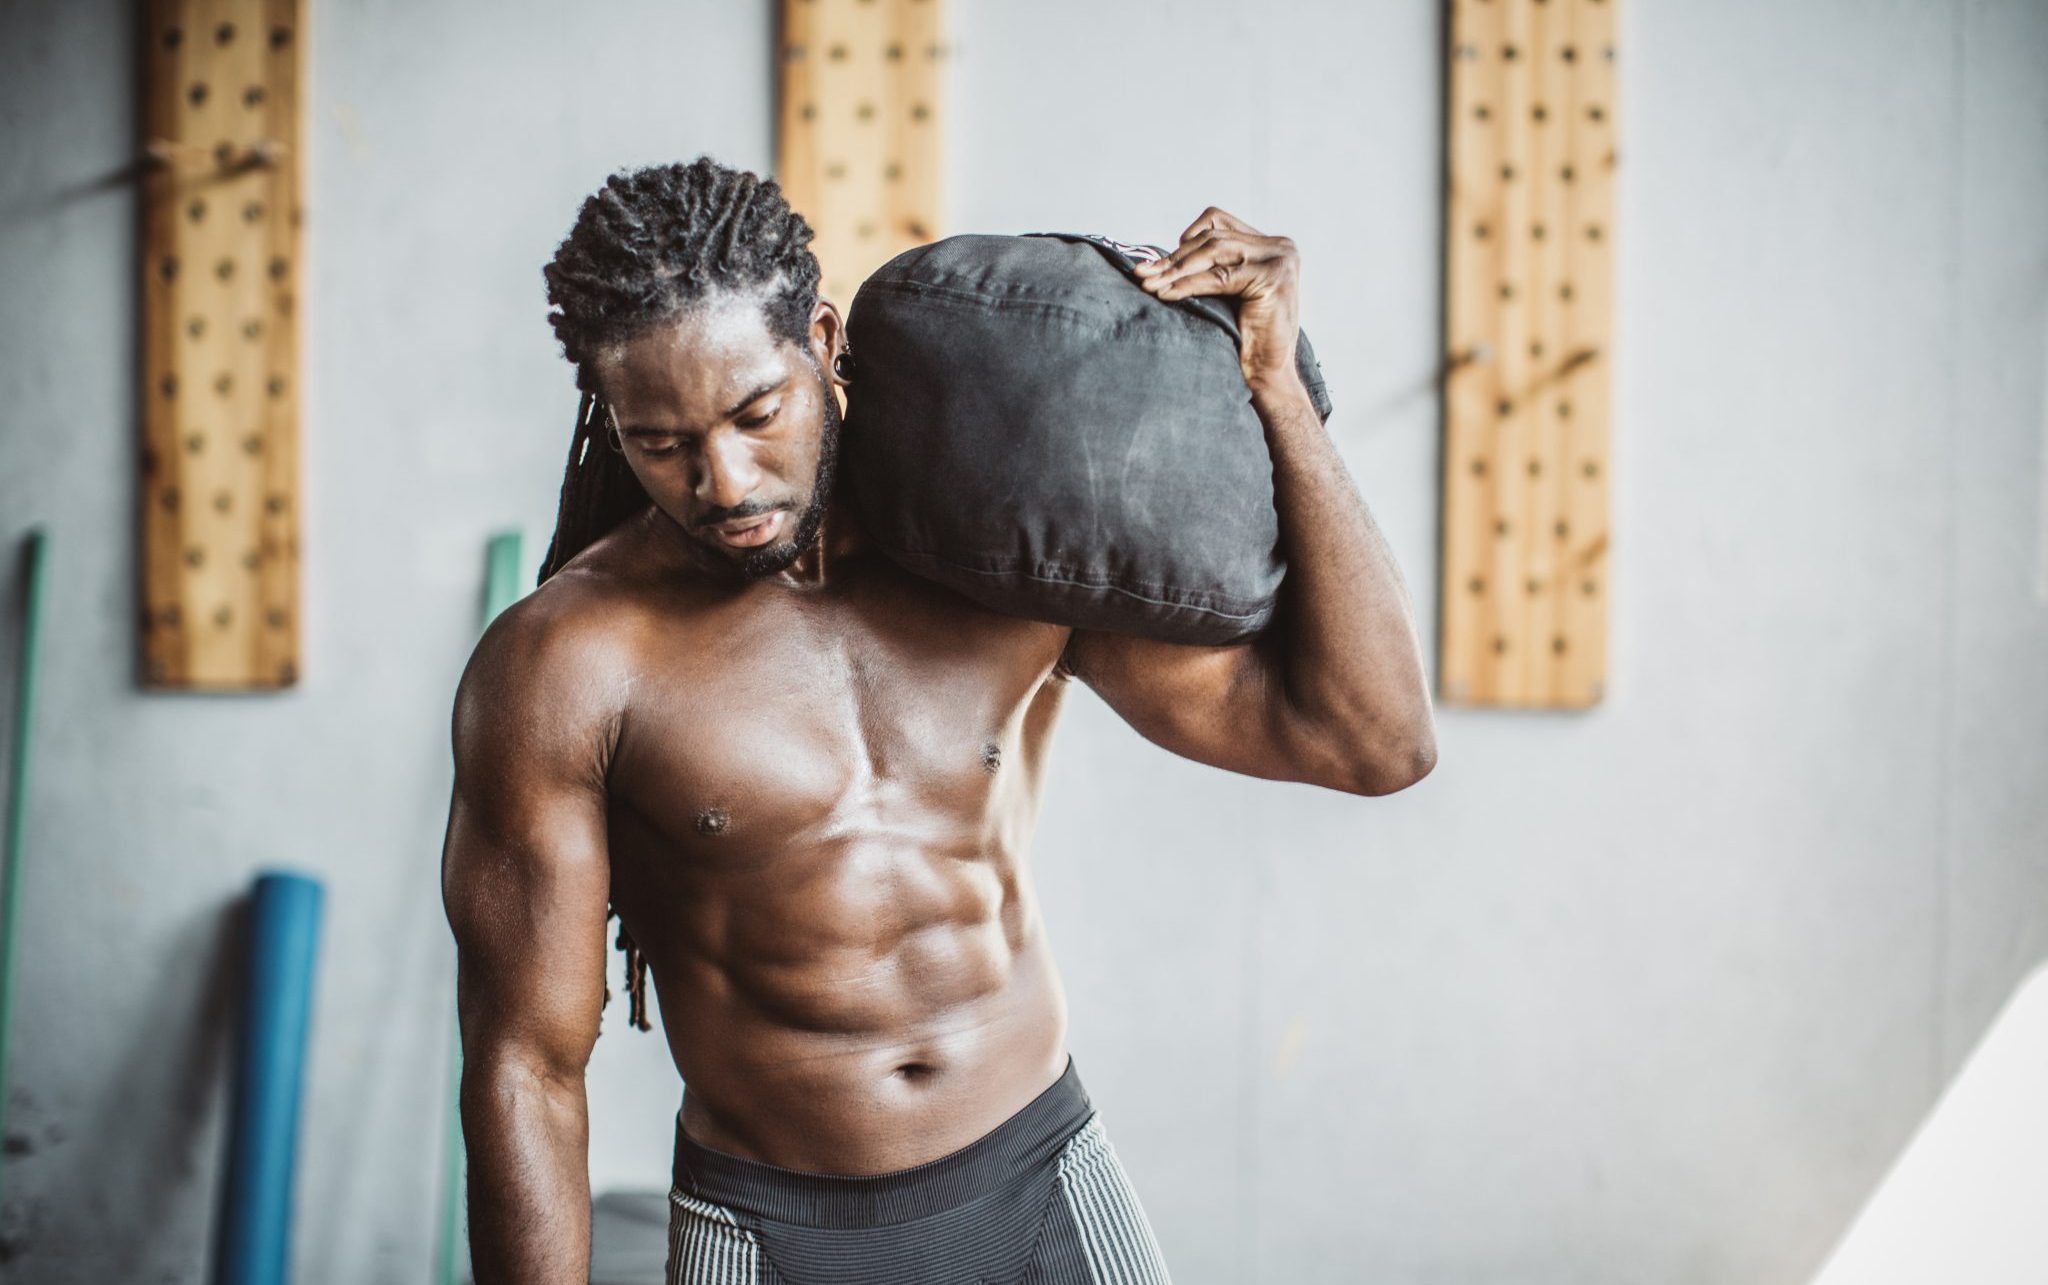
1058, 625, 1332, 786
441, 604, 619, 1083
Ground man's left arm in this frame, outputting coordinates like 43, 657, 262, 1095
1057, 207, 1436, 797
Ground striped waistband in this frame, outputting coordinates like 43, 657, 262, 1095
671, 1055, 1093, 1229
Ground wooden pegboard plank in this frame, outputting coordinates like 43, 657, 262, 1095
776, 0, 946, 306
140, 0, 304, 690
1441, 0, 1615, 710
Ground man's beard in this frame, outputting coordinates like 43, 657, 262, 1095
728, 376, 842, 580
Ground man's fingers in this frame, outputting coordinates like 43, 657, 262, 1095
1178, 206, 1259, 244
1141, 242, 1255, 299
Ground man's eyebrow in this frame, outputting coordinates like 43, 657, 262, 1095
621, 378, 786, 437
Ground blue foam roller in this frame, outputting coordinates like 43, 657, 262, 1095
214, 870, 324, 1285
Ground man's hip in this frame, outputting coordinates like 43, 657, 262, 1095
667, 1055, 1173, 1284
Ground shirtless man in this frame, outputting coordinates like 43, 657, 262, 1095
440, 157, 1435, 1285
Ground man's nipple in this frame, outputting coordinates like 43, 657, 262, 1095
694, 807, 730, 836
981, 741, 1002, 774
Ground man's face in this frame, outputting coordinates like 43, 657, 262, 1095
595, 292, 843, 579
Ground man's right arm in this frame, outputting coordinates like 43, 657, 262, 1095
440, 594, 624, 1284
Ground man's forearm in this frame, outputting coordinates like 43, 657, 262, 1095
1252, 372, 1435, 788
462, 1062, 593, 1284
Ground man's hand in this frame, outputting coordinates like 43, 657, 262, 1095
1133, 207, 1302, 398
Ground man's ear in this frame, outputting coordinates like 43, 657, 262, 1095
809, 299, 848, 384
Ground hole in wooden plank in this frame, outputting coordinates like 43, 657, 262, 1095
1555, 519, 1570, 538
277, 661, 296, 684
1559, 283, 1574, 301
1526, 576, 1542, 594
164, 26, 182, 48
244, 85, 266, 108
886, 43, 903, 60
1532, 222, 1546, 240
1470, 458, 1487, 476
189, 83, 208, 107
856, 102, 875, 120
1527, 458, 1543, 477
905, 219, 930, 238
267, 609, 288, 628
1561, 45, 1577, 62
160, 257, 179, 281
884, 161, 902, 180
214, 604, 232, 628
1474, 103, 1491, 120
245, 200, 266, 222
1501, 163, 1517, 181
1583, 460, 1600, 477
1582, 580, 1598, 596
1502, 44, 1519, 60
267, 375, 287, 398
1586, 223, 1604, 241
161, 488, 180, 513
911, 102, 931, 120
1493, 635, 1509, 653
216, 257, 235, 281
187, 198, 206, 222
214, 372, 233, 396
243, 318, 263, 339
269, 256, 289, 280
187, 316, 206, 337
825, 161, 846, 179
265, 493, 288, 513
1558, 399, 1572, 418
215, 21, 235, 45
1474, 222, 1490, 239
1498, 282, 1515, 299
1530, 340, 1545, 357
243, 549, 261, 569
213, 491, 232, 513
1495, 518, 1511, 536
1552, 635, 1568, 654
828, 43, 847, 60
1560, 164, 1576, 182
784, 43, 805, 60
160, 374, 178, 397
1468, 576, 1485, 595
185, 546, 205, 568
243, 435, 263, 455
269, 26, 292, 48
1588, 104, 1605, 122
800, 102, 817, 120
1497, 398, 1513, 417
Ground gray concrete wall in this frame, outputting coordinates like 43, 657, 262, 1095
1, 1, 2043, 1281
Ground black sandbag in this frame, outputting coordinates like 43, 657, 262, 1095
842, 231, 1333, 645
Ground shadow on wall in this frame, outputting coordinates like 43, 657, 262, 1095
1, 895, 243, 1272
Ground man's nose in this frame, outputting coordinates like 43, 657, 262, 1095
696, 432, 763, 511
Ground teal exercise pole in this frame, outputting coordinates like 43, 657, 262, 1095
0, 529, 50, 1214
437, 531, 524, 1285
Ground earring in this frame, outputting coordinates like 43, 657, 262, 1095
832, 348, 856, 383
603, 402, 625, 453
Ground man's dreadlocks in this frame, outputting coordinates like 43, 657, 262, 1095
536, 156, 822, 1031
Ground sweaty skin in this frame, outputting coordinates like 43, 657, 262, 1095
443, 208, 1436, 1281
578, 499, 1079, 1172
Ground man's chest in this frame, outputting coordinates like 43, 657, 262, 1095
605, 570, 1069, 858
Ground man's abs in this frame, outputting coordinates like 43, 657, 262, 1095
619, 821, 1073, 1175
